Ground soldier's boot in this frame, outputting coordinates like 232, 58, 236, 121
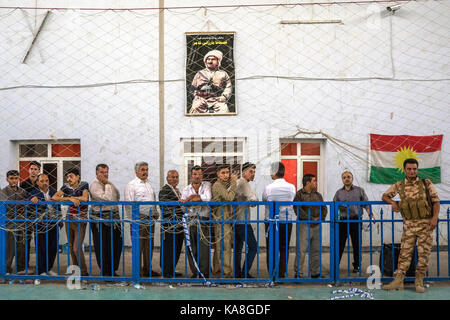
415, 274, 425, 293
383, 273, 404, 290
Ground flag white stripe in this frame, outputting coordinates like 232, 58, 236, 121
369, 150, 441, 169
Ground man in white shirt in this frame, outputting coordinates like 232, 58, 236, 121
89, 164, 122, 277
180, 165, 212, 278
124, 162, 160, 277
262, 162, 296, 278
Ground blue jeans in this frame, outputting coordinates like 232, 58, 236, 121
234, 224, 257, 277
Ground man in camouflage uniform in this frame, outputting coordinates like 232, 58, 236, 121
382, 158, 440, 293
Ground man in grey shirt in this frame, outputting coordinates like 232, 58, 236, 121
333, 171, 370, 273
234, 162, 258, 278
89, 163, 122, 277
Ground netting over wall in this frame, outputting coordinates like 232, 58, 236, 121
0, 0, 449, 245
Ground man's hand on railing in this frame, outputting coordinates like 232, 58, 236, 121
30, 197, 38, 204
70, 197, 81, 207
390, 202, 400, 213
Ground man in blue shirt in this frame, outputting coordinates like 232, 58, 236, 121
52, 168, 89, 276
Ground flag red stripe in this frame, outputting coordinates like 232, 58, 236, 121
370, 134, 443, 153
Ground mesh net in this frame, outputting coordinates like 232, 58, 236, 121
0, 0, 449, 248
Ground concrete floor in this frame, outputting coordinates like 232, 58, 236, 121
5, 245, 449, 280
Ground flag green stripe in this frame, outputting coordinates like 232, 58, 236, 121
369, 166, 441, 184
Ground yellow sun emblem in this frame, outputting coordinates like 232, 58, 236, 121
393, 146, 419, 172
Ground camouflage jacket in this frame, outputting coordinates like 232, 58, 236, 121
383, 177, 439, 220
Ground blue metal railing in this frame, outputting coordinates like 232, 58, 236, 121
0, 200, 448, 284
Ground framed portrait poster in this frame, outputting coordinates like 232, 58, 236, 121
185, 32, 236, 116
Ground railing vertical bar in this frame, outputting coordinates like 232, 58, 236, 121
358, 208, 361, 276
110, 209, 114, 277
256, 204, 260, 279
307, 208, 311, 278
0, 203, 7, 277
78, 207, 81, 277
88, 206, 92, 276
346, 205, 350, 277
121, 204, 125, 277
56, 205, 60, 275
285, 211, 288, 279
45, 206, 49, 275
319, 205, 323, 277
149, 209, 153, 279
436, 218, 440, 277
380, 208, 384, 276
295, 204, 299, 279
369, 205, 373, 268
99, 208, 103, 276
391, 205, 395, 279
131, 204, 140, 283
25, 206, 29, 275
14, 205, 17, 274
232, 205, 236, 279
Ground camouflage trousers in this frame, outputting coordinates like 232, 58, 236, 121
395, 219, 433, 277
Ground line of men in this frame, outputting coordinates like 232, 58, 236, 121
0, 158, 440, 291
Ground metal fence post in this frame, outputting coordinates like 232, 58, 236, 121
329, 202, 335, 283
131, 204, 140, 282
273, 202, 279, 282
334, 202, 340, 284
0, 203, 6, 277
267, 201, 273, 281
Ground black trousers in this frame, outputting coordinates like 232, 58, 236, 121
91, 222, 123, 276
338, 218, 361, 269
35, 223, 58, 275
160, 222, 184, 277
265, 223, 292, 278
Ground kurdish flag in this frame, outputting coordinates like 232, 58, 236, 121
369, 134, 443, 184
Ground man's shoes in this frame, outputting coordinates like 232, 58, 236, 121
151, 270, 160, 277
142, 270, 161, 277
383, 273, 405, 291
47, 270, 58, 276
311, 274, 321, 278
163, 272, 183, 278
415, 274, 426, 293
352, 267, 360, 273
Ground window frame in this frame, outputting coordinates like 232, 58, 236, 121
16, 140, 81, 190
280, 139, 326, 196
181, 137, 247, 187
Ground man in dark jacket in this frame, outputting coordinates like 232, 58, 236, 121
159, 170, 184, 278
28, 173, 61, 276
1, 170, 28, 274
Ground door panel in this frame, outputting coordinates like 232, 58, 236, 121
281, 159, 297, 190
